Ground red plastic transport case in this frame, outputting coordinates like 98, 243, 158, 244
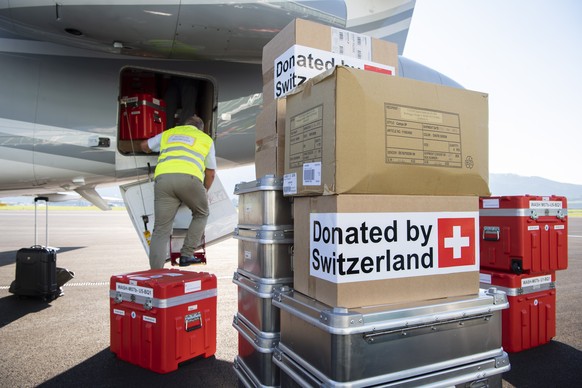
479, 195, 568, 274
119, 94, 166, 140
480, 269, 556, 353
110, 269, 217, 373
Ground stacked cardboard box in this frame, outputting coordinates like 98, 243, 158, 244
293, 194, 481, 308
256, 18, 399, 178
283, 66, 490, 308
240, 18, 509, 388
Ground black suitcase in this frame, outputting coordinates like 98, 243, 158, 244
10, 197, 60, 301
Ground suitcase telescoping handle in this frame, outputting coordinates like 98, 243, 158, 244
34, 196, 50, 247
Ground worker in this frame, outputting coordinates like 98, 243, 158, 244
141, 115, 216, 269
164, 77, 199, 129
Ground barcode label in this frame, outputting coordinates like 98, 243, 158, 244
303, 162, 321, 186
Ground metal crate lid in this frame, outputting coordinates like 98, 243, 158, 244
232, 313, 280, 351
234, 175, 283, 195
272, 287, 508, 335
232, 270, 293, 297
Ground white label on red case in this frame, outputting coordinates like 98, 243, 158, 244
129, 277, 150, 283
188, 305, 198, 311
185, 280, 201, 294
479, 273, 492, 284
310, 211, 479, 283
529, 200, 563, 209
482, 199, 500, 209
116, 283, 154, 298
521, 275, 552, 288
143, 316, 156, 324
555, 225, 565, 230
528, 225, 540, 231
164, 273, 183, 277
113, 309, 125, 316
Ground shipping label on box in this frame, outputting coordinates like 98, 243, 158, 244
310, 211, 479, 283
274, 45, 395, 99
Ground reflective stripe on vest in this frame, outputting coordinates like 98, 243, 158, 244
154, 125, 212, 180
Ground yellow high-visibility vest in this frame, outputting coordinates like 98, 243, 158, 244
154, 125, 213, 181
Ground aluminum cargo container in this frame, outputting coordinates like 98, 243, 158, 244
274, 345, 509, 387
234, 227, 294, 280
233, 270, 292, 333
273, 287, 508, 383
233, 314, 280, 387
235, 175, 293, 229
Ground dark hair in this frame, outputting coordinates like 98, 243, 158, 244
184, 115, 204, 131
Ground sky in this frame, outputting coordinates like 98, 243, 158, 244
403, 0, 582, 185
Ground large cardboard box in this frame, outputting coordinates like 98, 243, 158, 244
262, 18, 398, 104
283, 66, 490, 197
293, 195, 480, 308
255, 98, 286, 177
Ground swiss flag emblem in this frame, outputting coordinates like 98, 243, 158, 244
438, 218, 476, 267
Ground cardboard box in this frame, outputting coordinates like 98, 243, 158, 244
255, 99, 286, 177
293, 194, 480, 308
283, 66, 490, 197
262, 18, 398, 105
255, 134, 285, 178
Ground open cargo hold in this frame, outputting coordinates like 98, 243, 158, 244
117, 67, 217, 155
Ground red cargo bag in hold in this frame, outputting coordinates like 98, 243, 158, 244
480, 269, 556, 353
109, 269, 217, 373
479, 195, 568, 274
119, 94, 166, 140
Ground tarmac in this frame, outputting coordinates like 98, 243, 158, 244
0, 209, 581, 388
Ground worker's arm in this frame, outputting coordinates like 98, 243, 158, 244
140, 139, 152, 154
204, 168, 215, 191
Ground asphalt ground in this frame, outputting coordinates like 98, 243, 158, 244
0, 210, 580, 388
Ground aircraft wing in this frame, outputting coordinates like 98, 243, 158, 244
120, 173, 237, 258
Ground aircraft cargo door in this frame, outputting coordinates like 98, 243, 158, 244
115, 66, 218, 179
120, 173, 237, 257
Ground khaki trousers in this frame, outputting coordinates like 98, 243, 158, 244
149, 173, 208, 269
